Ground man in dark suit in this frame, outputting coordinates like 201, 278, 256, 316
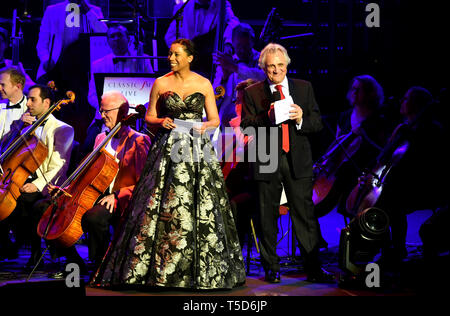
240, 43, 334, 283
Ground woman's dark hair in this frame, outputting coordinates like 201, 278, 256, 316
347, 74, 384, 110
172, 38, 196, 56
171, 38, 197, 67
407, 86, 434, 109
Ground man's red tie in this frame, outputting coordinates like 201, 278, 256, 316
275, 85, 289, 153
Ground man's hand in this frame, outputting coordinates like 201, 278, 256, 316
98, 194, 116, 213
20, 183, 38, 193
47, 183, 57, 195
289, 104, 303, 125
21, 112, 36, 125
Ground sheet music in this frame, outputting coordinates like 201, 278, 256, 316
172, 118, 202, 135
274, 96, 294, 125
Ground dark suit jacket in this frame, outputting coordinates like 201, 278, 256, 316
240, 78, 323, 181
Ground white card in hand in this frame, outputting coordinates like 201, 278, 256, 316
172, 118, 202, 135
274, 96, 293, 125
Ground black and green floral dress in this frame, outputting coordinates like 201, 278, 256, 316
90, 91, 246, 290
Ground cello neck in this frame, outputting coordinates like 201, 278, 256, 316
60, 122, 123, 190
54, 106, 145, 195
0, 92, 75, 163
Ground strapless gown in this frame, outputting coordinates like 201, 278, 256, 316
90, 91, 246, 289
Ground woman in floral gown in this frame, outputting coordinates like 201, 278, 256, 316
90, 39, 246, 290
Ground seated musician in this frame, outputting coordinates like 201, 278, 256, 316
46, 91, 151, 277
83, 24, 154, 158
373, 86, 446, 269
36, 0, 107, 82
314, 75, 394, 219
0, 68, 28, 143
212, 23, 265, 128
164, 0, 240, 77
0, 84, 74, 267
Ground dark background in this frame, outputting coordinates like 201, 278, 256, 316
1, 0, 448, 116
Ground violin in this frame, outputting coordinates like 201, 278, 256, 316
0, 91, 75, 221
345, 123, 410, 217
37, 105, 146, 248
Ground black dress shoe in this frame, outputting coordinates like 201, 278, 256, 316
306, 268, 335, 283
264, 270, 281, 283
48, 271, 66, 279
48, 264, 90, 279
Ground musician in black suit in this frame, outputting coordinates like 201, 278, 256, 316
240, 43, 334, 283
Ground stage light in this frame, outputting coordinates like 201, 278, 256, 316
338, 207, 390, 284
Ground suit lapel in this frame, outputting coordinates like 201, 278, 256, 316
288, 78, 301, 106
115, 128, 132, 161
261, 80, 273, 110
41, 114, 55, 145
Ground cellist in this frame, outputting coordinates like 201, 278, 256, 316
372, 86, 446, 270
0, 84, 74, 267
44, 91, 151, 278
0, 68, 28, 142
315, 75, 394, 219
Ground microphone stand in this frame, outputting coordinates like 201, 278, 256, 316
167, 0, 192, 40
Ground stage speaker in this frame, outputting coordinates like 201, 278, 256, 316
0, 279, 86, 296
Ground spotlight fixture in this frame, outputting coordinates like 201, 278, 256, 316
338, 207, 390, 284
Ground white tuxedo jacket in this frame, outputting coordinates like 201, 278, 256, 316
36, 1, 107, 79
31, 114, 74, 195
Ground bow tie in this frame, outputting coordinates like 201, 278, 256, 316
194, 2, 210, 10
6, 103, 22, 109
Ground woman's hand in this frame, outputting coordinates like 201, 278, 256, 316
193, 122, 208, 135
160, 117, 176, 130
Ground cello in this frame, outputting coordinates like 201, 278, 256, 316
37, 105, 146, 248
0, 91, 75, 221
312, 131, 363, 207
345, 123, 410, 217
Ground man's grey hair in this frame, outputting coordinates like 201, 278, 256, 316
258, 43, 291, 69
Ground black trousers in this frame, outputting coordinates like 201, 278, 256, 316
81, 204, 115, 265
34, 199, 116, 269
257, 153, 322, 274
0, 192, 45, 254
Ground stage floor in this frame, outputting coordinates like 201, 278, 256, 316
1, 208, 447, 297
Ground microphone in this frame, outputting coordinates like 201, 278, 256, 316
134, 104, 147, 118
271, 90, 281, 103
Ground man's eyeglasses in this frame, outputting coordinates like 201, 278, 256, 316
99, 107, 121, 115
